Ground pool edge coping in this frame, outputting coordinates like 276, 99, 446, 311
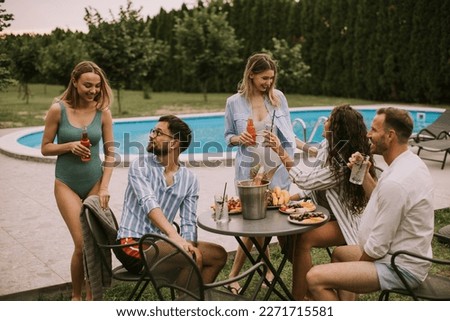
1, 104, 445, 165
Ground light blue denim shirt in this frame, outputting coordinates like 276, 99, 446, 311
224, 90, 296, 190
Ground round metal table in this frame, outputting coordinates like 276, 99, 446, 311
198, 206, 330, 300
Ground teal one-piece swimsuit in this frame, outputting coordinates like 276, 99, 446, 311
55, 102, 103, 199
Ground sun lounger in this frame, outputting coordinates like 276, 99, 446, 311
411, 135, 450, 169
412, 109, 450, 142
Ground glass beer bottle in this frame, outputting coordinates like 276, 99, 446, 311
80, 126, 91, 162
252, 165, 264, 186
246, 117, 256, 145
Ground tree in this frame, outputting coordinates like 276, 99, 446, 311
6, 34, 42, 103
298, 0, 332, 95
0, 1, 12, 31
38, 29, 89, 86
265, 38, 311, 93
174, 7, 241, 101
85, 0, 169, 113
322, 0, 347, 97
0, 2, 14, 90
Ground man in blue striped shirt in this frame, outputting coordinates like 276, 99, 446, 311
115, 115, 227, 283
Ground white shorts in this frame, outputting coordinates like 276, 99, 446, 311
375, 262, 421, 290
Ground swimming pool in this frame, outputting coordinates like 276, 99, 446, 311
5, 105, 443, 162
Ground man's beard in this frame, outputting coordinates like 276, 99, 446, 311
147, 142, 169, 156
371, 136, 388, 155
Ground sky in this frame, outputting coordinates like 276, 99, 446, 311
2, 0, 194, 34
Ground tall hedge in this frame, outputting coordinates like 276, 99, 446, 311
4, 0, 450, 103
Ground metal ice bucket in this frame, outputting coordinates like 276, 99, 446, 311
237, 179, 270, 220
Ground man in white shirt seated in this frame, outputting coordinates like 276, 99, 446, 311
306, 107, 434, 300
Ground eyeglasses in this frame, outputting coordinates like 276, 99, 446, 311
150, 128, 175, 139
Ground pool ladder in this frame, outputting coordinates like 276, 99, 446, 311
292, 116, 328, 142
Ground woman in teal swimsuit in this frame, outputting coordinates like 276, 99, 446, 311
41, 61, 115, 300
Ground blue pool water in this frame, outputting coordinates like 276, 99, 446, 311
18, 107, 442, 155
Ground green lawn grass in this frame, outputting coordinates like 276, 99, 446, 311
39, 207, 450, 301
0, 83, 398, 128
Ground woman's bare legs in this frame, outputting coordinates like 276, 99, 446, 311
228, 236, 274, 293
292, 221, 345, 300
54, 180, 90, 300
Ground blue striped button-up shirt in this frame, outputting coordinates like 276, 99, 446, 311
117, 154, 199, 242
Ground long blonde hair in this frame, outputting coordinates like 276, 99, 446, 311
238, 53, 280, 107
59, 61, 113, 111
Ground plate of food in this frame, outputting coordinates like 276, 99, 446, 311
211, 197, 242, 214
287, 211, 328, 225
298, 200, 316, 212
278, 200, 317, 214
266, 186, 290, 208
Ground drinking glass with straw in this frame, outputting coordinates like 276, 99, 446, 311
214, 182, 229, 223
263, 110, 276, 147
270, 110, 276, 132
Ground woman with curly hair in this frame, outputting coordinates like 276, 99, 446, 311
265, 104, 376, 300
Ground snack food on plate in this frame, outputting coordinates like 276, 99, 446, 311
266, 186, 290, 206
227, 197, 242, 213
298, 200, 316, 212
289, 211, 326, 224
279, 199, 316, 214
211, 197, 242, 214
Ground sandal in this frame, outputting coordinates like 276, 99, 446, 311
224, 284, 242, 295
261, 279, 273, 289
261, 274, 274, 288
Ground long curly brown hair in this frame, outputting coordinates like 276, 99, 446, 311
326, 104, 375, 214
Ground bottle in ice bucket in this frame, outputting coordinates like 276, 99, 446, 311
80, 126, 91, 162
246, 116, 256, 145
252, 165, 264, 186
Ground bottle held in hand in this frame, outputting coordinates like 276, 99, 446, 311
246, 117, 256, 145
80, 126, 91, 162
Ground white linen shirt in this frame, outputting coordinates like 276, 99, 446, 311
117, 154, 199, 242
357, 150, 434, 281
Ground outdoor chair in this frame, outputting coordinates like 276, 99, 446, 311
412, 109, 450, 142
82, 197, 153, 300
410, 131, 450, 169
435, 225, 450, 245
138, 233, 267, 301
378, 233, 450, 301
